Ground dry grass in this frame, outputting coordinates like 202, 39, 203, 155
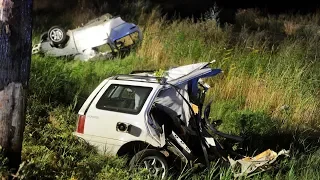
284, 21, 300, 36
207, 71, 319, 128
135, 11, 320, 129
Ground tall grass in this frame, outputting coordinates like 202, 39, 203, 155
8, 5, 320, 179
132, 10, 319, 131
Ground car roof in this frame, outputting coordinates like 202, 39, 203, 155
110, 62, 222, 86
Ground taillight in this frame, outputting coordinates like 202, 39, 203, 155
77, 115, 86, 134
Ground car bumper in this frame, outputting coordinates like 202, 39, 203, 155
72, 132, 120, 156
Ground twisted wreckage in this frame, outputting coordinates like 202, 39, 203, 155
72, 61, 289, 178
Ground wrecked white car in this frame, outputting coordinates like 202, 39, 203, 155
32, 14, 143, 61
73, 61, 289, 179
73, 61, 241, 178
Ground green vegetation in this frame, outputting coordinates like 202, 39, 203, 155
1, 6, 320, 180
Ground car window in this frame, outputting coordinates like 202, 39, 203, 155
96, 84, 153, 114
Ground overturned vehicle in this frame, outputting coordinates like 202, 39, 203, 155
32, 14, 142, 61
73, 61, 288, 178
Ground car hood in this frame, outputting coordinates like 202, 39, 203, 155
165, 62, 222, 96
165, 62, 221, 83
132, 61, 222, 96
108, 22, 140, 42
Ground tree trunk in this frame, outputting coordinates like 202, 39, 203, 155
0, 0, 33, 171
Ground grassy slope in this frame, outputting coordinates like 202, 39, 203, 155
1, 7, 320, 180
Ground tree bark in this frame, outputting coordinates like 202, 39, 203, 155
0, 0, 33, 171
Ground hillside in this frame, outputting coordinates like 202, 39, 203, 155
1, 5, 320, 180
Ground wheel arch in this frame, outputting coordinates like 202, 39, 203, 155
117, 141, 155, 159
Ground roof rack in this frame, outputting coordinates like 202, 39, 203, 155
112, 74, 167, 84
130, 70, 155, 74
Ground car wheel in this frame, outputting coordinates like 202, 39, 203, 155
129, 149, 168, 179
48, 26, 67, 45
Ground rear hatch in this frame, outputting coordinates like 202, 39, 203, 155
75, 78, 110, 134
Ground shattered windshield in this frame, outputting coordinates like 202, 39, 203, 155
115, 31, 140, 49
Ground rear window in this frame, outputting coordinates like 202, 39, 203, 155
96, 84, 153, 114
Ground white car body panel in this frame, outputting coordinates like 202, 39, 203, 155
78, 78, 111, 116
38, 32, 78, 57
74, 62, 222, 156
75, 80, 162, 155
72, 17, 126, 52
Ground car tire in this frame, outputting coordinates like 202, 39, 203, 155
48, 26, 67, 45
129, 149, 169, 179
